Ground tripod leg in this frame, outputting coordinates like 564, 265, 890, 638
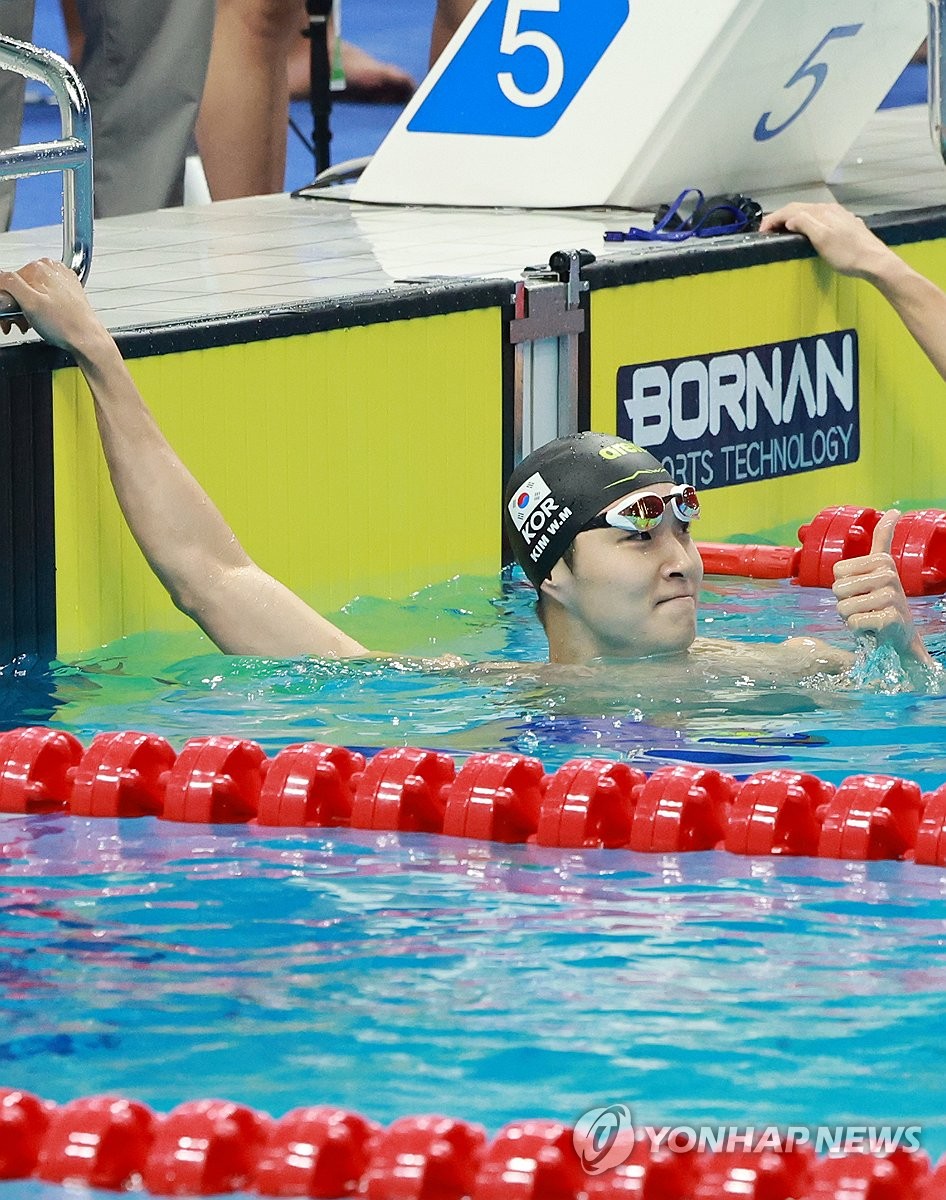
306, 0, 334, 175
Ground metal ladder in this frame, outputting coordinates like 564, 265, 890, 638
0, 34, 93, 316
923, 3, 945, 168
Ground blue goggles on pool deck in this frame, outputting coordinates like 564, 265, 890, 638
581, 486, 701, 534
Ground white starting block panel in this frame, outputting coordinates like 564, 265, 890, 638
352, 0, 928, 209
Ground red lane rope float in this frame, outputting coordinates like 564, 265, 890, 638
4, 729, 946, 868
3, 1088, 945, 1199
696, 505, 946, 594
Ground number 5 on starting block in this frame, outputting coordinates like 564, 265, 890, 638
408, 0, 629, 138
352, 0, 927, 209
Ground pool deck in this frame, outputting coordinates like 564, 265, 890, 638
2, 104, 946, 341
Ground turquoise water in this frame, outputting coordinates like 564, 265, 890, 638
2, 571, 946, 1197
5, 571, 946, 785
0, 822, 945, 1194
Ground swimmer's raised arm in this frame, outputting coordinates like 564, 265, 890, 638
761, 202, 946, 387
0, 260, 368, 659
832, 509, 936, 674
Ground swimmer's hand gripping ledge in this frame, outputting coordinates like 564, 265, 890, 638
0, 35, 93, 318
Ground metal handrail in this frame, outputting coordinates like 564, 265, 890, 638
929, 1, 946, 167
0, 34, 93, 316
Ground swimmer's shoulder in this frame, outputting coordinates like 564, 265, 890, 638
692, 635, 853, 675
361, 652, 550, 676
365, 642, 854, 679
429, 654, 599, 681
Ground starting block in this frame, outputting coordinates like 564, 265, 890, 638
353, 0, 927, 208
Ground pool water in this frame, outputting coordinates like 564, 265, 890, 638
2, 570, 946, 1197
5, 571, 946, 785
1, 823, 945, 1191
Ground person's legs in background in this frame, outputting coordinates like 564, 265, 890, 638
0, 0, 37, 231
60, 0, 83, 61
73, 0, 215, 216
196, 0, 300, 199
429, 0, 475, 66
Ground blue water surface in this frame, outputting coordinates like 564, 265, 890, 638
0, 821, 944, 1172
5, 570, 946, 785
2, 570, 946, 1199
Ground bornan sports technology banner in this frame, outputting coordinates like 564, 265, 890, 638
616, 330, 859, 489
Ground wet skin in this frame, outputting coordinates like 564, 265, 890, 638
537, 483, 857, 676
541, 483, 705, 663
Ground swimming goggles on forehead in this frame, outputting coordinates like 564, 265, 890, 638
581, 486, 701, 533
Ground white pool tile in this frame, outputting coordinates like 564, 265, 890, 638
3, 105, 946, 340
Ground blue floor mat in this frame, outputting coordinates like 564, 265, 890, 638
880, 61, 928, 108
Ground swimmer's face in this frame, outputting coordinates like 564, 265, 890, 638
543, 482, 704, 659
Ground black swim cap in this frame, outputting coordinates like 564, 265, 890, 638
503, 432, 673, 590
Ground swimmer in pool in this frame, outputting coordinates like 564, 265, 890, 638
0, 258, 935, 679
502, 431, 932, 677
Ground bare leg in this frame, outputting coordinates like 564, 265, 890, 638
196, 0, 299, 199
61, 0, 85, 62
429, 0, 476, 67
